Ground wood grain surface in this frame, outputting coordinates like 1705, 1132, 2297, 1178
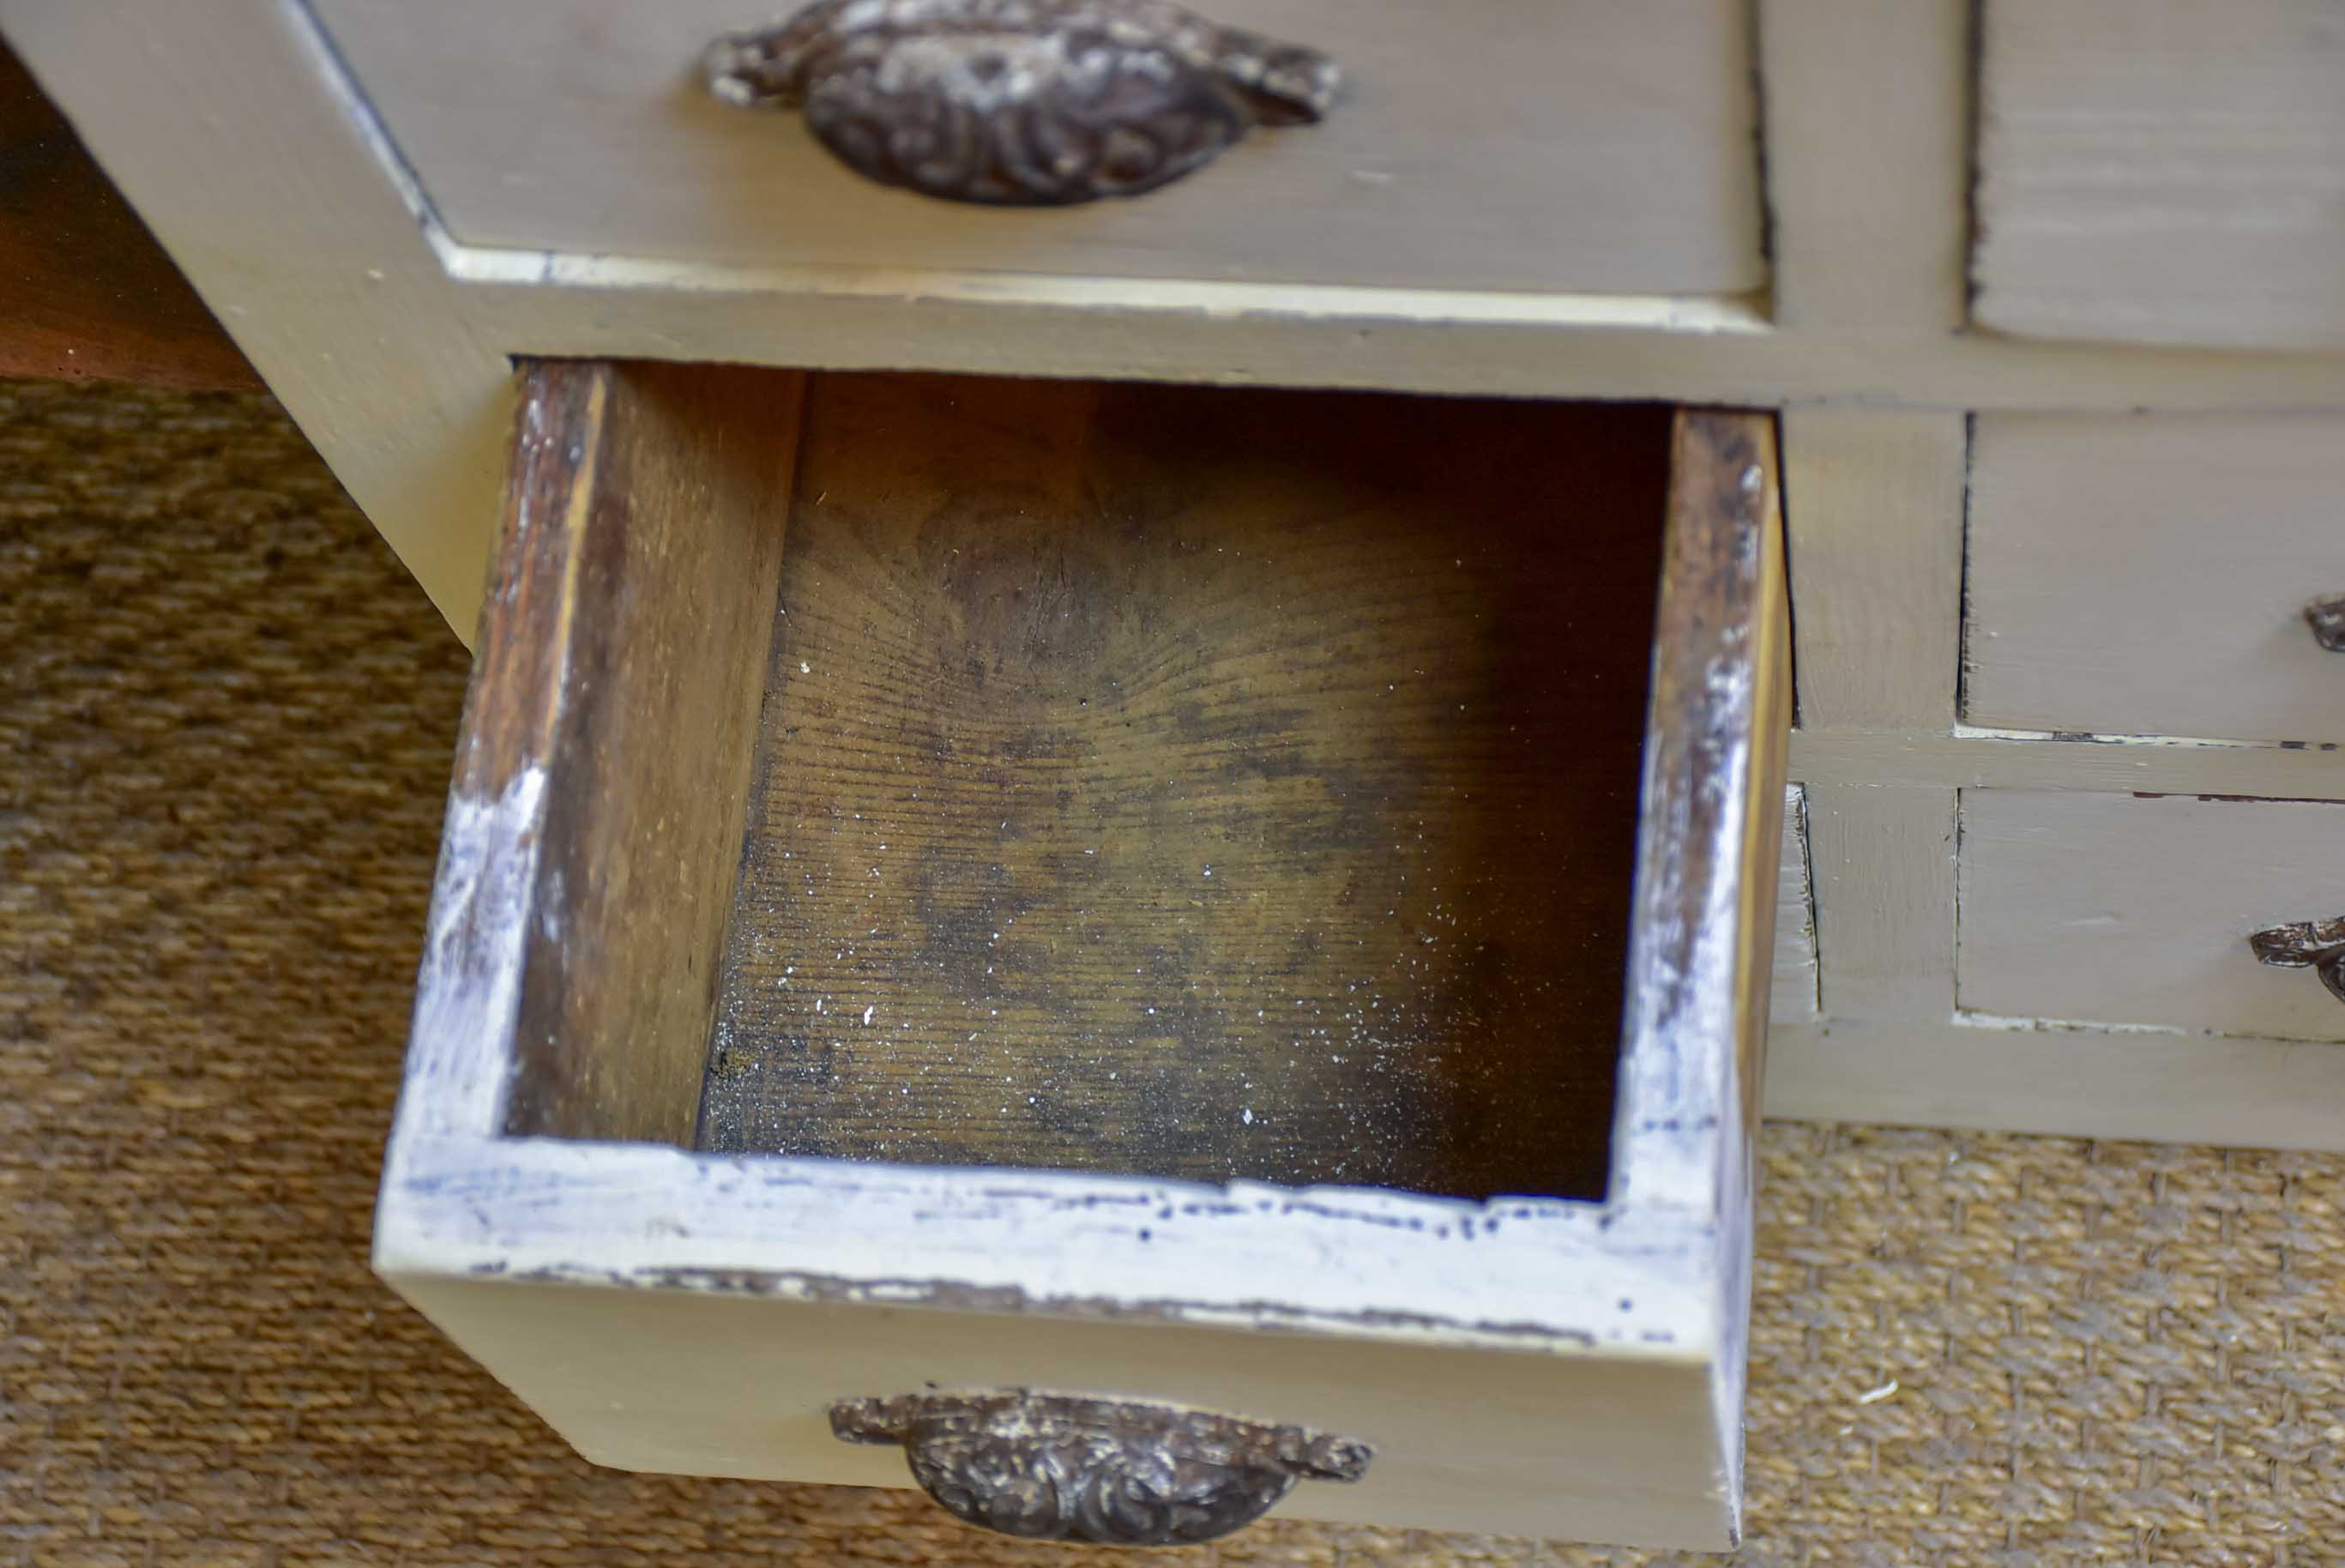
464, 360, 803, 1144
1971, 0, 2345, 350
0, 39, 256, 389
697, 377, 1675, 1200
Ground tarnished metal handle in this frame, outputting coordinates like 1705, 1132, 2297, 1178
2307, 596, 2345, 652
702, 0, 1340, 206
2249, 919, 2345, 1005
831, 1390, 1371, 1545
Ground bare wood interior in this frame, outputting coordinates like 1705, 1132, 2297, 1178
484, 359, 803, 1144
693, 377, 1675, 1201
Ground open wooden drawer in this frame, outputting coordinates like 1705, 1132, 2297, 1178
374, 363, 1787, 1549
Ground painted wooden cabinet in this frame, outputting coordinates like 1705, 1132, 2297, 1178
8, 0, 2345, 1549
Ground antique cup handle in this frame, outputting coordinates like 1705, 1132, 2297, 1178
2306, 596, 2345, 652
702, 0, 1341, 205
2249, 919, 2345, 1006
831, 1390, 1372, 1545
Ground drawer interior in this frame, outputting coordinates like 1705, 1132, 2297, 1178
391, 364, 1780, 1545
491, 369, 1679, 1203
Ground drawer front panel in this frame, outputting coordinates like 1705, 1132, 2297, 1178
1958, 789, 2345, 1043
1964, 414, 2345, 745
306, 0, 1764, 299
1971, 0, 2345, 349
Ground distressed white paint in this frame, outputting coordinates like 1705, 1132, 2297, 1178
374, 1106, 1736, 1542
376, 1136, 1717, 1350
309, 0, 1768, 300
1965, 413, 2345, 745
1958, 790, 2345, 1043
1610, 430, 1782, 1223
1973, 0, 2345, 349
387, 768, 547, 1143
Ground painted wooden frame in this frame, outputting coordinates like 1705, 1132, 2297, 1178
367, 365, 1789, 1547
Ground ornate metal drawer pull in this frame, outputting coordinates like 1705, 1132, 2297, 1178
831, 1390, 1371, 1544
2249, 919, 2345, 1005
2307, 595, 2345, 652
702, 0, 1341, 206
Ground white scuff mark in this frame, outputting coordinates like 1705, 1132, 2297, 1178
1855, 1379, 1899, 1405
538, 867, 564, 943
395, 765, 549, 1144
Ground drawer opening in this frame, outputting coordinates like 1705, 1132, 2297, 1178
485, 368, 1685, 1204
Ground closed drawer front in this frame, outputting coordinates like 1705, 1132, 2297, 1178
1964, 413, 2345, 745
1972, 0, 2345, 349
374, 362, 1789, 1550
306, 0, 1763, 301
1959, 789, 2345, 1043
